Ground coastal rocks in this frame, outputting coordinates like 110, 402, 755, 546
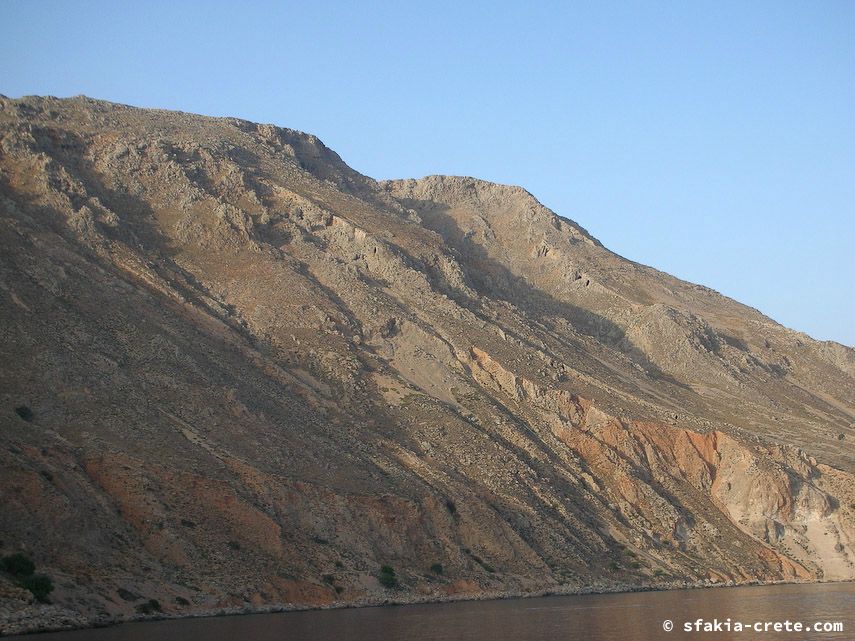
0, 602, 92, 636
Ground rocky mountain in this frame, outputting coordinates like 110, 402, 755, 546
0, 95, 853, 633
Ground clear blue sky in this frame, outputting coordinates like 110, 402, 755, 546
2, 1, 853, 345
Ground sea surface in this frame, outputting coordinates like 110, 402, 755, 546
11, 582, 854, 641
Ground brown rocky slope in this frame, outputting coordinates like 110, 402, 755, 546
0, 96, 852, 633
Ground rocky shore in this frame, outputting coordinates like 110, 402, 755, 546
1, 578, 840, 637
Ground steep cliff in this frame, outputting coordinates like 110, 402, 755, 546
0, 96, 852, 633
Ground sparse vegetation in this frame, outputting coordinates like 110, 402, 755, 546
1, 553, 35, 577
227, 540, 241, 550
22, 575, 53, 602
378, 565, 397, 588
1, 554, 54, 602
136, 598, 162, 614
117, 588, 138, 601
180, 519, 196, 528
322, 574, 335, 585
14, 405, 33, 422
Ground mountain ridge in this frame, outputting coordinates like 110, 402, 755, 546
5, 94, 848, 345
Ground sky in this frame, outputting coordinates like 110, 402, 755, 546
1, 1, 853, 345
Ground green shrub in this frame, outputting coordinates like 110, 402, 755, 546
608, 561, 620, 571
322, 574, 335, 585
22, 574, 53, 602
175, 596, 190, 606
136, 599, 162, 614
378, 565, 397, 588
14, 406, 33, 422
1, 553, 35, 577
378, 575, 396, 588
430, 563, 443, 575
117, 588, 139, 601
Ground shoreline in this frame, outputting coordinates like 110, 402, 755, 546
4, 577, 853, 637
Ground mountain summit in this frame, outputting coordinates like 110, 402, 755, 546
1, 96, 852, 633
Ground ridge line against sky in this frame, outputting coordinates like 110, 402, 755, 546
1, 1, 853, 345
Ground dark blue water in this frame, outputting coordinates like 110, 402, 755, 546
10, 582, 853, 640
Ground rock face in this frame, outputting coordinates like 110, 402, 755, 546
0, 96, 853, 632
